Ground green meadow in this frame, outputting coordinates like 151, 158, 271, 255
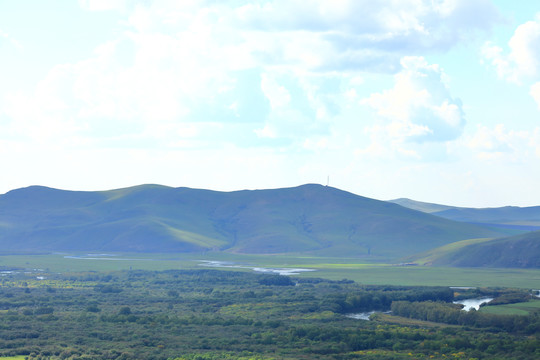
2, 252, 540, 288
408, 237, 495, 265
480, 300, 540, 316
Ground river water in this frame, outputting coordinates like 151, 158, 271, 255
198, 260, 316, 276
453, 297, 493, 311
345, 311, 376, 320
346, 297, 495, 321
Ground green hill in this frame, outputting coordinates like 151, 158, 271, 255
408, 230, 540, 268
0, 184, 513, 258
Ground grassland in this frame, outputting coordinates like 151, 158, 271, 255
2, 252, 540, 288
408, 237, 495, 265
407, 230, 540, 268
480, 300, 540, 316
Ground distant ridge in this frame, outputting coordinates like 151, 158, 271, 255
389, 198, 540, 230
0, 184, 514, 258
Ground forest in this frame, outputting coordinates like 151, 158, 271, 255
0, 268, 539, 359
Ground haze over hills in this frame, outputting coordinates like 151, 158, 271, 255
389, 198, 540, 230
0, 184, 512, 258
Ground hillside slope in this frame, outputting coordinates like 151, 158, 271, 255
0, 184, 512, 257
409, 230, 540, 268
389, 198, 454, 213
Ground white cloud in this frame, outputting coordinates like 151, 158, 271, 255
2, 0, 499, 151
2, 62, 87, 143
360, 56, 465, 159
459, 124, 538, 163
482, 14, 540, 84
235, 0, 497, 38
255, 69, 348, 141
113, 0, 501, 75
482, 14, 540, 111
260, 73, 291, 110
231, 0, 499, 72
467, 124, 513, 159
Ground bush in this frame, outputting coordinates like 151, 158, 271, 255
34, 307, 54, 315
86, 305, 101, 313
118, 306, 131, 315
258, 275, 294, 286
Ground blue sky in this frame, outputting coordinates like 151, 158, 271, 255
1, 0, 539, 207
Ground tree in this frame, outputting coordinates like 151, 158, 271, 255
118, 306, 131, 315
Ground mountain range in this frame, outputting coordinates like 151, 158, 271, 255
389, 198, 540, 230
0, 184, 515, 259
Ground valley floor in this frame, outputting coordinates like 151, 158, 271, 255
2, 252, 540, 288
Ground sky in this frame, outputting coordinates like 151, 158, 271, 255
0, 0, 539, 207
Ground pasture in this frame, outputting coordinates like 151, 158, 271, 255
2, 252, 540, 288
480, 300, 540, 316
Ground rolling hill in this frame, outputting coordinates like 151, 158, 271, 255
0, 184, 514, 258
389, 198, 540, 230
408, 230, 540, 268
388, 198, 455, 214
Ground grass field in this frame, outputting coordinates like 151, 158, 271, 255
2, 252, 540, 289
480, 300, 540, 315
409, 237, 495, 265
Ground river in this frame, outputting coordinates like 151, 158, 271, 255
198, 260, 316, 275
346, 297, 494, 321
345, 311, 376, 320
453, 297, 493, 311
